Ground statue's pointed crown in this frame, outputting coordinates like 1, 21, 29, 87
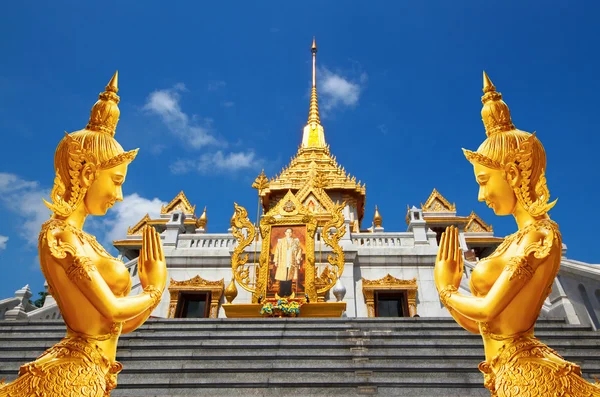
86, 71, 121, 136
481, 71, 515, 136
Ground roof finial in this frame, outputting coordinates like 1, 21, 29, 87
301, 38, 326, 148
373, 205, 382, 228
308, 37, 320, 125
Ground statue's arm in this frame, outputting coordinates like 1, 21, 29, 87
121, 309, 153, 334
50, 230, 159, 322
445, 305, 480, 334
444, 230, 551, 322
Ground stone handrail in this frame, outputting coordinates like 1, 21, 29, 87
351, 232, 415, 247
177, 234, 237, 249
22, 304, 62, 321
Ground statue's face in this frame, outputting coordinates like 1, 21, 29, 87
84, 162, 128, 216
473, 162, 516, 216
285, 229, 293, 237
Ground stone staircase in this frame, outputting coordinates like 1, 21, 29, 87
1, 317, 599, 397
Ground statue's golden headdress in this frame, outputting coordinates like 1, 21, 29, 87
462, 72, 556, 217
44, 72, 139, 217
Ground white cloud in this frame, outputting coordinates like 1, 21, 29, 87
0, 173, 167, 251
143, 84, 220, 149
100, 193, 167, 243
0, 173, 51, 246
221, 101, 235, 108
170, 150, 259, 175
318, 67, 366, 114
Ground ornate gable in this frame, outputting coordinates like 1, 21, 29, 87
295, 171, 336, 214
465, 211, 493, 233
127, 214, 151, 235
161, 191, 196, 215
267, 190, 307, 218
421, 189, 456, 212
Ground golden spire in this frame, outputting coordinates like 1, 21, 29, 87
308, 37, 320, 125
197, 206, 207, 229
301, 38, 326, 148
373, 205, 382, 228
481, 71, 516, 136
86, 71, 121, 137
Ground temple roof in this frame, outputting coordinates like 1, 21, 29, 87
161, 191, 196, 215
256, 39, 366, 222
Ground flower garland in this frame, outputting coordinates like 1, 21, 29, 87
260, 298, 303, 317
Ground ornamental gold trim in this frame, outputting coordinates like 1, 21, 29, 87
318, 201, 346, 295
362, 274, 418, 317
421, 188, 456, 212
230, 203, 257, 296
465, 211, 493, 233
167, 275, 224, 319
127, 214, 151, 235
257, 191, 318, 303
161, 190, 196, 215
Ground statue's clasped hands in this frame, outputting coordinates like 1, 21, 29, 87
138, 225, 167, 291
434, 225, 464, 291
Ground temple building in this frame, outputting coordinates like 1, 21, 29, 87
1, 41, 600, 331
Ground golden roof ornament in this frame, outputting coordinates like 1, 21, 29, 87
373, 205, 382, 228
481, 71, 516, 137
225, 277, 238, 303
197, 206, 207, 229
308, 37, 320, 126
302, 37, 326, 148
86, 71, 121, 136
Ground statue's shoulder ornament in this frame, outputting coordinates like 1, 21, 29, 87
39, 219, 98, 283
504, 219, 561, 282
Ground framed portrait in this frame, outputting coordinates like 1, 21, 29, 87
267, 225, 307, 298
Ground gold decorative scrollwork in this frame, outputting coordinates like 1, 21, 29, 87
230, 203, 256, 295
318, 201, 346, 294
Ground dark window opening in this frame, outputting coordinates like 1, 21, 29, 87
175, 292, 210, 318
431, 227, 445, 245
375, 291, 409, 317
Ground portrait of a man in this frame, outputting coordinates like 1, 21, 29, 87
271, 227, 305, 297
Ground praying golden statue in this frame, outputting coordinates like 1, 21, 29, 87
0, 72, 167, 397
434, 72, 600, 396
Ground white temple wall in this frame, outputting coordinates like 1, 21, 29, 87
555, 262, 600, 330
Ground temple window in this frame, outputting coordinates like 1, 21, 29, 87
175, 292, 210, 318
167, 275, 225, 319
362, 275, 418, 317
375, 291, 409, 317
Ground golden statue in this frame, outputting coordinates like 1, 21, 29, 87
0, 72, 167, 397
434, 72, 600, 396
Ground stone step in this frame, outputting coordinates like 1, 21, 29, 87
5, 357, 599, 374
0, 317, 597, 397
2, 347, 598, 365
1, 336, 598, 352
110, 386, 490, 397
0, 317, 574, 330
0, 327, 596, 340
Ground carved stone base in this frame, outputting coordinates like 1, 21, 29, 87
223, 302, 346, 318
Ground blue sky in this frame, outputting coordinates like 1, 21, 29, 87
1, 1, 598, 299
